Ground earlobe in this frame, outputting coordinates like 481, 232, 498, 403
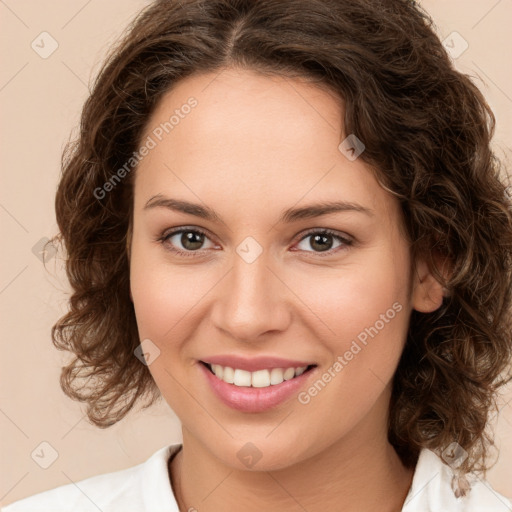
411, 256, 447, 313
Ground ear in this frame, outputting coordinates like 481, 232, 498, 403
126, 222, 133, 303
411, 251, 450, 313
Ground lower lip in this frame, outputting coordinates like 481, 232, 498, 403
199, 362, 317, 413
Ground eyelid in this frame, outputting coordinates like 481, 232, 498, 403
295, 227, 353, 244
161, 225, 213, 240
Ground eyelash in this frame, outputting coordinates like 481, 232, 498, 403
156, 226, 354, 258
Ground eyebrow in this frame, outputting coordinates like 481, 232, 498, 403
143, 194, 375, 223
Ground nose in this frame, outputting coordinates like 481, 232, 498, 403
210, 249, 292, 342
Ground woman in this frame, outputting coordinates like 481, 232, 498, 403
3, 0, 512, 510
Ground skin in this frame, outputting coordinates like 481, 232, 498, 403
129, 67, 445, 512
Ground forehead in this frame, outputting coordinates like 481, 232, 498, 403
134, 67, 398, 226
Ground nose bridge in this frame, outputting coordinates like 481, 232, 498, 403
232, 250, 273, 304
212, 246, 289, 340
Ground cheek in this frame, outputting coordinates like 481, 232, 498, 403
130, 248, 224, 353
303, 250, 410, 392
129, 248, 198, 411
308, 252, 408, 340
129, 239, 185, 339
131, 265, 195, 340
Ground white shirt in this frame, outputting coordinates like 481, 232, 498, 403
2, 443, 511, 511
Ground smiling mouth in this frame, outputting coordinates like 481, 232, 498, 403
200, 361, 317, 388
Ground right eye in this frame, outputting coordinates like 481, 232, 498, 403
158, 227, 217, 257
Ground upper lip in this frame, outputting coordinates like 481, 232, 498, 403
200, 355, 316, 372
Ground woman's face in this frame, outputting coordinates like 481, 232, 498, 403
129, 67, 442, 470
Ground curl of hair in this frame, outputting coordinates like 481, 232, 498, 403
52, 0, 512, 479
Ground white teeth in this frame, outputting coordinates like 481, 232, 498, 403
251, 369, 270, 388
211, 364, 223, 379
270, 368, 284, 385
208, 363, 310, 388
283, 367, 295, 380
221, 366, 234, 383
233, 369, 252, 387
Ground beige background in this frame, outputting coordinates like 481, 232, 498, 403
1, 0, 511, 507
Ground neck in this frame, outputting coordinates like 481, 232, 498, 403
169, 399, 415, 512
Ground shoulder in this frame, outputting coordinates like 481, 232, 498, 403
1, 444, 182, 512
402, 448, 512, 512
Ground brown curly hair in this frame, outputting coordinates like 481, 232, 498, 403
51, 0, 512, 480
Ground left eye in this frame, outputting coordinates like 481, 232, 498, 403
295, 230, 352, 254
